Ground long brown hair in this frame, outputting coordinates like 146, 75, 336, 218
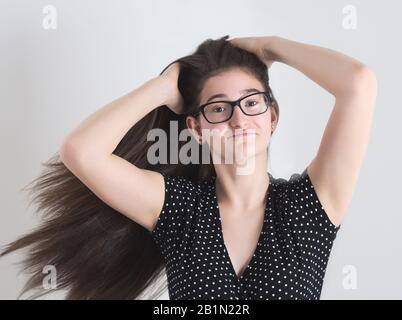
0, 35, 280, 299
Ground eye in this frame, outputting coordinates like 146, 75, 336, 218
245, 100, 258, 107
213, 105, 226, 113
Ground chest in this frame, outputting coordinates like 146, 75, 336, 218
164, 198, 323, 300
218, 204, 266, 279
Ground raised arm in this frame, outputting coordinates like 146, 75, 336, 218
59, 64, 183, 232
231, 36, 378, 227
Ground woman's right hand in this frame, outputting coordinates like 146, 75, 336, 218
159, 62, 185, 115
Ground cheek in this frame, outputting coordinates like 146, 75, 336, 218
200, 119, 225, 136
255, 116, 272, 148
199, 122, 225, 147
259, 114, 272, 132
246, 115, 269, 137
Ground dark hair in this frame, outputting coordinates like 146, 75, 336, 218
0, 35, 280, 299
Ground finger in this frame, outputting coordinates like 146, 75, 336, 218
228, 38, 241, 48
227, 36, 239, 44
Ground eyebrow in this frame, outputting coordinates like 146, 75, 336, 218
205, 88, 260, 104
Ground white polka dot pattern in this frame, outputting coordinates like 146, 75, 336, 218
150, 168, 340, 300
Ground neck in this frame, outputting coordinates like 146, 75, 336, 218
213, 152, 270, 211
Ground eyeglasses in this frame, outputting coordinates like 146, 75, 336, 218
192, 91, 273, 124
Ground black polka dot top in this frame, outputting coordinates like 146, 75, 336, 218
150, 167, 341, 300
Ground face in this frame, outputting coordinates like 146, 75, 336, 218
186, 68, 277, 165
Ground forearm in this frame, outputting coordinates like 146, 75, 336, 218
267, 36, 373, 97
60, 76, 170, 159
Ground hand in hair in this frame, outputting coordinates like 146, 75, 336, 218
228, 36, 278, 69
159, 61, 185, 115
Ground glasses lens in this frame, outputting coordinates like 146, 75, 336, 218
240, 93, 269, 115
203, 102, 233, 123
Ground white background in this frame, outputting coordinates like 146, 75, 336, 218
0, 0, 400, 299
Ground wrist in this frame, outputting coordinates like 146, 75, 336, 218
146, 76, 173, 107
261, 36, 283, 63
127, 76, 172, 112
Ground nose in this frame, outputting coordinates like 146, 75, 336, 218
228, 104, 248, 127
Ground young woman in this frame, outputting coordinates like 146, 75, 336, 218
1, 35, 377, 300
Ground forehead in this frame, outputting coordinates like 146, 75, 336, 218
199, 68, 263, 104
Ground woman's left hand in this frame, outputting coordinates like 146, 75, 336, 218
227, 36, 278, 69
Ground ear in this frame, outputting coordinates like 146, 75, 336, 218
270, 107, 278, 133
186, 115, 203, 145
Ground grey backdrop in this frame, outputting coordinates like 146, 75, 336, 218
0, 0, 400, 299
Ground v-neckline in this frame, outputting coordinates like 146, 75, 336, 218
211, 173, 273, 283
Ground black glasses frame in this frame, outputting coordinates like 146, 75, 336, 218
191, 91, 273, 124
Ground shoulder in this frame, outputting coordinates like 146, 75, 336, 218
270, 168, 341, 230
150, 173, 212, 250
270, 168, 320, 200
158, 173, 213, 210
161, 173, 209, 196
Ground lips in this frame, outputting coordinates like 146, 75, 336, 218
230, 130, 256, 138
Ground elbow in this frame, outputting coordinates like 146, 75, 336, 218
59, 137, 87, 167
351, 64, 378, 94
337, 64, 378, 101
